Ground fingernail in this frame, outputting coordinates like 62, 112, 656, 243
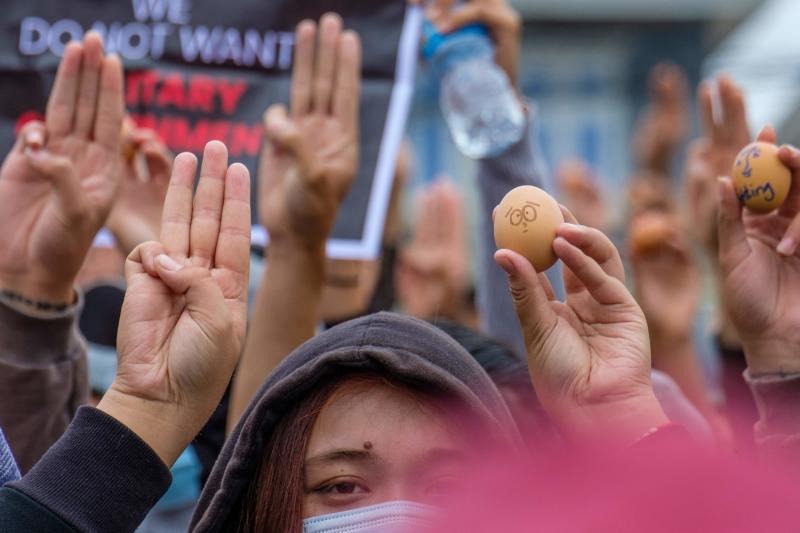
157, 254, 182, 271
561, 222, 581, 231
777, 237, 796, 256
27, 130, 43, 148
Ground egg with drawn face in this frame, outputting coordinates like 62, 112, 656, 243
494, 185, 564, 272
732, 142, 791, 214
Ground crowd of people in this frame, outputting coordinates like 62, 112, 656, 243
0, 1, 799, 532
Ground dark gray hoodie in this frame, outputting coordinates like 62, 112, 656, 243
190, 311, 523, 532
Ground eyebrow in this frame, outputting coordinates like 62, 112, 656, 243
304, 449, 375, 468
416, 447, 466, 468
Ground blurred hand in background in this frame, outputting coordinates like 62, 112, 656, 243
259, 14, 361, 252
396, 178, 471, 322
557, 158, 608, 232
0, 32, 123, 305
629, 211, 698, 347
633, 62, 690, 175
106, 118, 172, 257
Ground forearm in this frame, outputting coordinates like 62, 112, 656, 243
228, 242, 325, 431
107, 220, 157, 258
651, 337, 716, 418
744, 369, 800, 470
5, 406, 171, 533
477, 107, 548, 356
0, 293, 88, 472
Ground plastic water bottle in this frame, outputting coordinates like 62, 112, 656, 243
422, 21, 525, 159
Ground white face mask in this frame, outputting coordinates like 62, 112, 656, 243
302, 500, 436, 533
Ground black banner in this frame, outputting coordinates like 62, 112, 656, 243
0, 0, 421, 259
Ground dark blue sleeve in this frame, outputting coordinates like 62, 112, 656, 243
0, 487, 76, 532
7, 406, 172, 533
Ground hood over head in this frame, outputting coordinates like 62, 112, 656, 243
190, 312, 523, 532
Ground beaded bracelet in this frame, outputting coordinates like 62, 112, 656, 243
0, 288, 71, 313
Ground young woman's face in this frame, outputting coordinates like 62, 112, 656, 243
302, 380, 466, 517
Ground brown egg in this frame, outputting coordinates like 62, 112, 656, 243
731, 142, 791, 213
494, 186, 564, 272
629, 211, 674, 256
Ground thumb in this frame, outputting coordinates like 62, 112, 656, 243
495, 249, 558, 353
154, 254, 228, 324
25, 149, 87, 222
13, 121, 45, 153
438, 3, 483, 33
717, 176, 751, 272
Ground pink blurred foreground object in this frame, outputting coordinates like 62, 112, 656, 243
425, 443, 798, 533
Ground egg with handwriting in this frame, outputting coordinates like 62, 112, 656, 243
494, 186, 564, 271
732, 142, 791, 213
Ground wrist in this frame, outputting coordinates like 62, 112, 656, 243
741, 337, 800, 376
650, 330, 693, 354
650, 333, 694, 366
267, 238, 327, 264
97, 386, 196, 467
0, 276, 75, 308
568, 391, 670, 448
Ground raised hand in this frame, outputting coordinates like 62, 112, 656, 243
717, 126, 800, 375
680, 76, 750, 259
629, 211, 698, 345
228, 15, 363, 431
557, 158, 608, 232
699, 75, 751, 181
106, 120, 172, 256
684, 138, 720, 253
423, 0, 522, 88
396, 178, 470, 321
495, 208, 668, 445
0, 32, 123, 304
259, 14, 362, 251
633, 63, 690, 173
98, 141, 251, 466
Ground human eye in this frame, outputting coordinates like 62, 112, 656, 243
316, 481, 369, 495
311, 478, 371, 506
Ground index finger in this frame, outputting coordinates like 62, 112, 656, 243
46, 42, 83, 138
556, 221, 625, 283
290, 20, 316, 117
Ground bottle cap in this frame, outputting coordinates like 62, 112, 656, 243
420, 20, 490, 60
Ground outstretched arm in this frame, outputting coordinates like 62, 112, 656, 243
0, 32, 123, 471
497, 207, 669, 446
227, 14, 362, 431
717, 125, 800, 467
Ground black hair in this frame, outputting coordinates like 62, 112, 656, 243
431, 319, 530, 389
